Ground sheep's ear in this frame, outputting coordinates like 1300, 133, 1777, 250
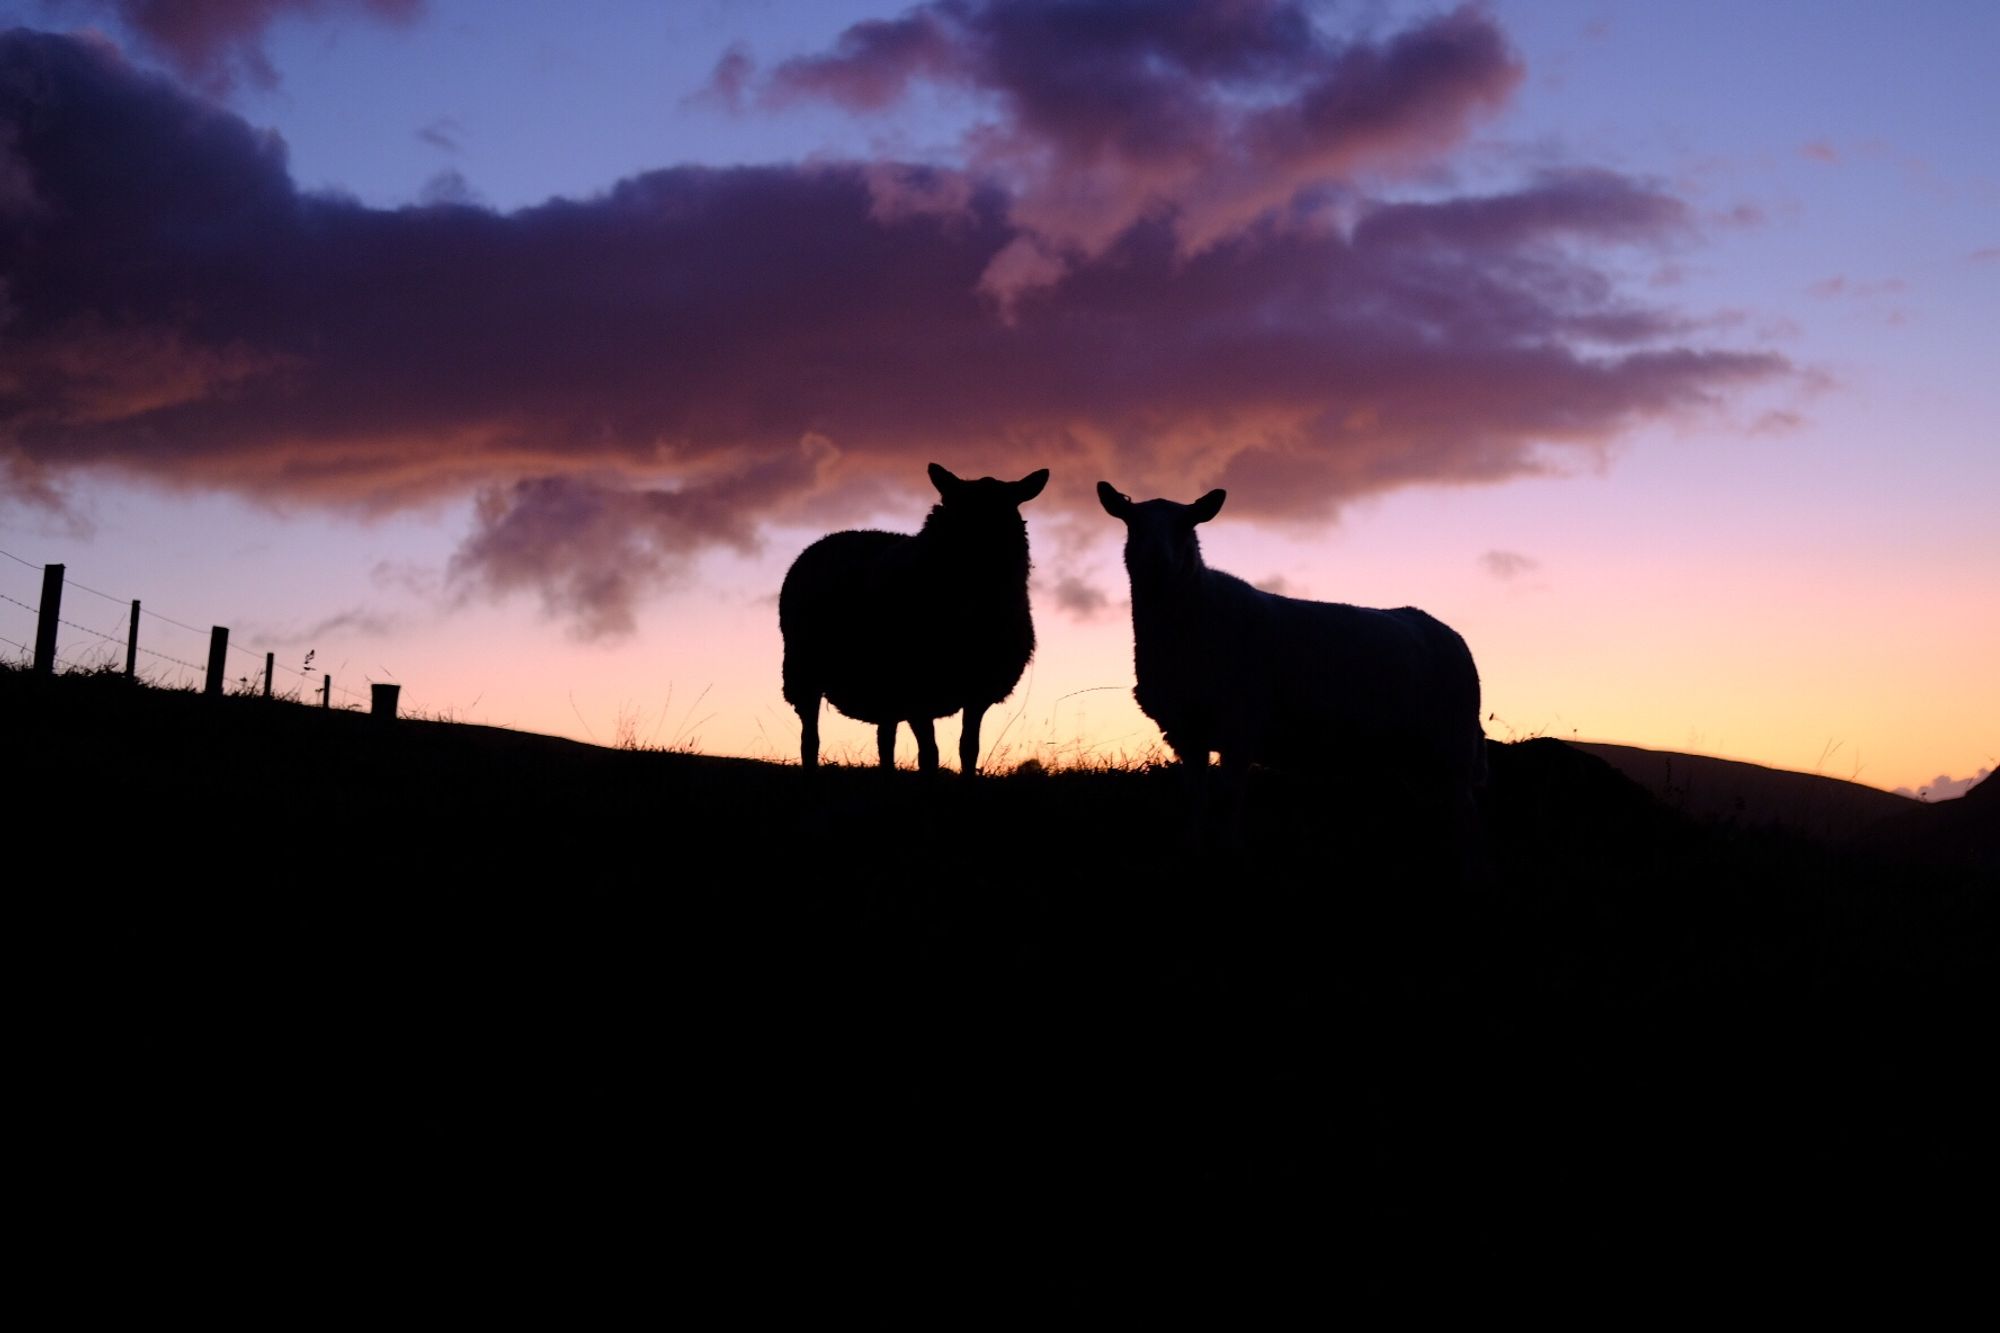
1097, 481, 1133, 519
928, 463, 962, 499
1010, 469, 1050, 503
1187, 489, 1227, 525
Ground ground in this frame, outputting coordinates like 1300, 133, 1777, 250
8, 666, 1994, 1307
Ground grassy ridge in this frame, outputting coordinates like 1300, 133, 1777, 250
11, 666, 1994, 1302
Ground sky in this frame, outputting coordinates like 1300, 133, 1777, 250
1, 0, 1994, 796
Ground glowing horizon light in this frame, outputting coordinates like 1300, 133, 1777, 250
0, 1, 1993, 798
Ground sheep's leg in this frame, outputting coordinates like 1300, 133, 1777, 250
911, 717, 940, 774
794, 696, 821, 769
958, 703, 988, 777
1172, 742, 1212, 846
876, 722, 899, 769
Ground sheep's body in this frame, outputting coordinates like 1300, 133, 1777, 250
781, 465, 1046, 773
1132, 567, 1485, 792
1101, 482, 1485, 812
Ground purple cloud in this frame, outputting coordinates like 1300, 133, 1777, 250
1, 25, 1791, 634
749, 1, 1523, 282
37, 0, 423, 93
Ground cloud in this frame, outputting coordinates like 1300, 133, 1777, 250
240, 605, 402, 645
1969, 247, 2000, 264
417, 115, 462, 153
1748, 410, 1804, 436
37, 0, 424, 94
1, 25, 1791, 634
1799, 140, 1840, 165
750, 0, 1524, 284
1894, 768, 1992, 802
1046, 573, 1109, 620
1480, 550, 1539, 580
417, 166, 482, 207
1808, 275, 1906, 299
447, 441, 835, 639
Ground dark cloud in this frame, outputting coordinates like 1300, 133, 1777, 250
754, 1, 1524, 284
37, 0, 423, 93
448, 442, 834, 639
1, 25, 1790, 634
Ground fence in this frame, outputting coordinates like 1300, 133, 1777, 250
0, 547, 398, 716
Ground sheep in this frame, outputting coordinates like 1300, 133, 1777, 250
1096, 481, 1486, 831
781, 464, 1049, 774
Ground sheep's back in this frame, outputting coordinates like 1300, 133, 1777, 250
1260, 599, 1481, 774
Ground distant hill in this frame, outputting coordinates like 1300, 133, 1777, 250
1571, 740, 1916, 841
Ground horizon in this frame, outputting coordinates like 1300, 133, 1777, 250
2, 1, 1994, 796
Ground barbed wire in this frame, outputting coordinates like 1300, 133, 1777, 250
136, 642, 207, 673
62, 577, 130, 609
4, 547, 406, 709
57, 615, 125, 648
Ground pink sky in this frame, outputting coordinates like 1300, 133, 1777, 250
2, 1, 1994, 794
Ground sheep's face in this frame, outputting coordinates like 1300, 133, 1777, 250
1098, 482, 1226, 585
928, 463, 1049, 530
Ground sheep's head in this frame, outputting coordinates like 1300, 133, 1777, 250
928, 463, 1049, 529
1097, 482, 1226, 584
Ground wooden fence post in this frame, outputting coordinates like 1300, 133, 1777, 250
125, 600, 140, 680
205, 627, 229, 697
321, 673, 331, 708
32, 563, 62, 675
263, 652, 274, 698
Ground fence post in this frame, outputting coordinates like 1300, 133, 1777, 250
33, 563, 63, 675
322, 673, 331, 708
125, 600, 140, 680
263, 652, 274, 698
205, 627, 229, 697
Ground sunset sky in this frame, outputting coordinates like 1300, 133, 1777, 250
2, 0, 1994, 795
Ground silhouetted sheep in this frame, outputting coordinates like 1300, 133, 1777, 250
782, 464, 1049, 773
1098, 481, 1486, 821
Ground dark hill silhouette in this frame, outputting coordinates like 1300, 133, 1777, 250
1571, 740, 1916, 840
1858, 767, 2000, 872
8, 665, 1992, 1300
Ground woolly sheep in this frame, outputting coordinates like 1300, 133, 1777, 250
1097, 481, 1486, 816
781, 464, 1049, 774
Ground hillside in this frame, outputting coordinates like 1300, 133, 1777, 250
10, 667, 1995, 1297
1571, 739, 1918, 839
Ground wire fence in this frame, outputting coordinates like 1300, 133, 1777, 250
0, 545, 378, 706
